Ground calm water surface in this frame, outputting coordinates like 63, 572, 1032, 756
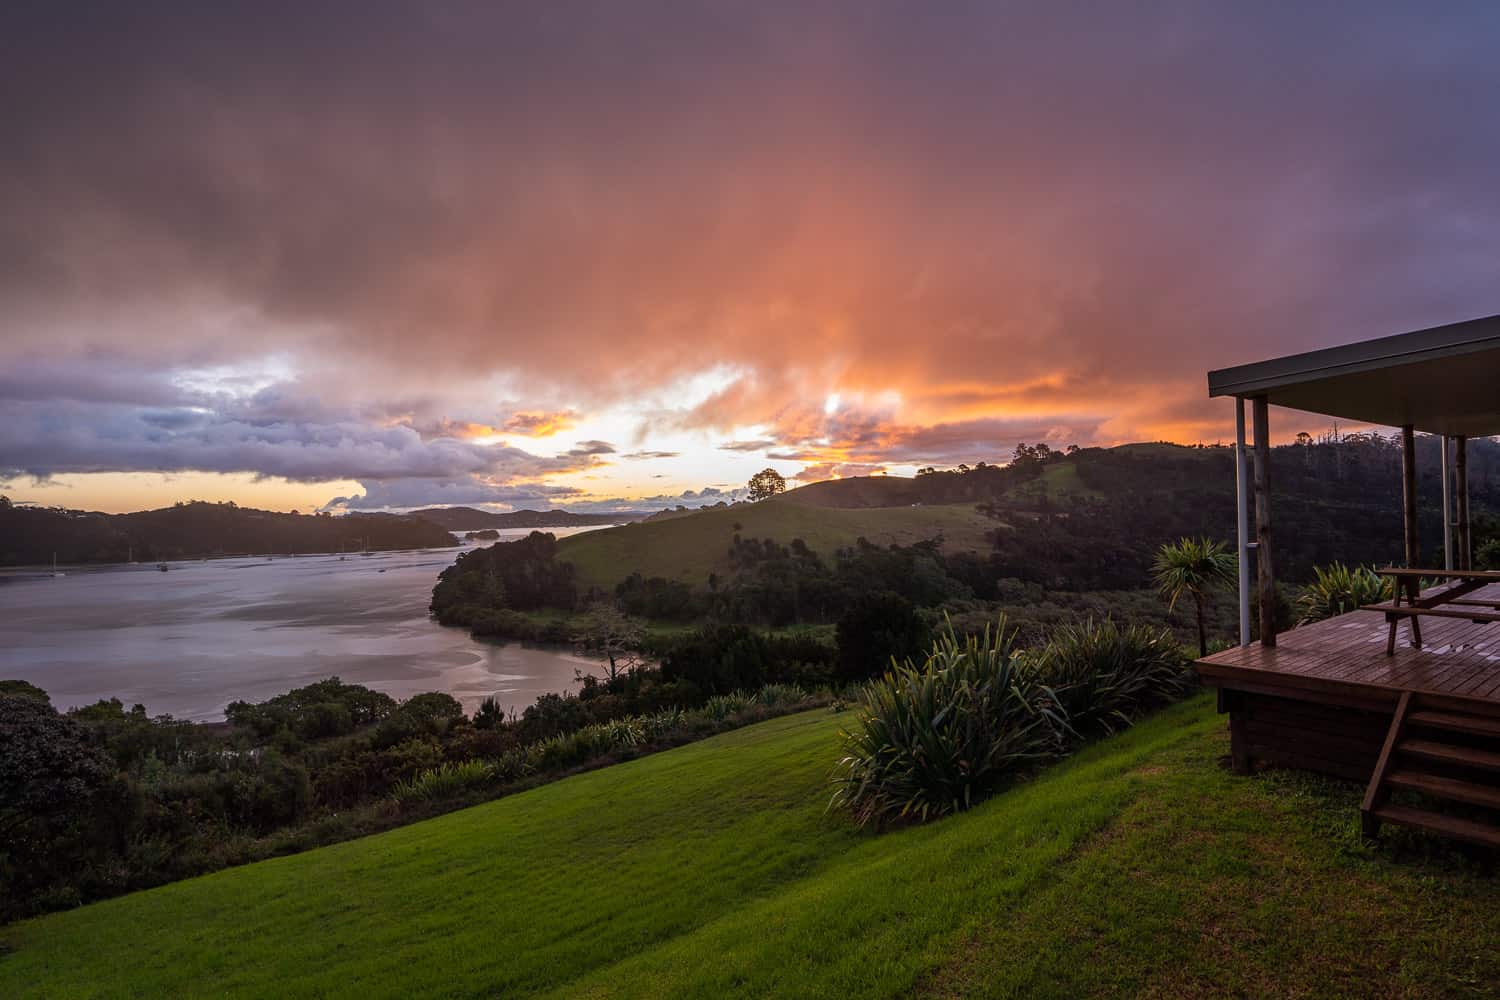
0, 528, 606, 721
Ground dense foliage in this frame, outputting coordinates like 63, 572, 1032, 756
1294, 562, 1392, 625
0, 667, 822, 921
0, 694, 122, 910
832, 617, 1190, 827
430, 531, 580, 624
0, 498, 456, 566
431, 437, 1500, 659
831, 620, 1064, 826
658, 624, 837, 694
1034, 619, 1191, 735
834, 590, 932, 683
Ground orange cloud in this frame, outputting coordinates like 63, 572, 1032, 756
502, 411, 578, 438
8, 2, 1500, 503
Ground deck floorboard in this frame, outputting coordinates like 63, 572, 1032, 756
1200, 584, 1500, 707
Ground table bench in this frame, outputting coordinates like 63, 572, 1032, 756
1363, 568, 1500, 654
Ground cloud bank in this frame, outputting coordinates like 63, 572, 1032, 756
5, 2, 1500, 509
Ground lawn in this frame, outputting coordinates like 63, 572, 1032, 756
3, 696, 1496, 998
558, 495, 996, 590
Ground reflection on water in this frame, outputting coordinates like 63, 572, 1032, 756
0, 528, 607, 721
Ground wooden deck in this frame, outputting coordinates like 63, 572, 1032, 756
1197, 592, 1500, 787
1199, 591, 1500, 708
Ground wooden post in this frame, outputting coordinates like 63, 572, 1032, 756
1401, 425, 1419, 569
1234, 399, 1251, 647
1400, 425, 1422, 648
1252, 396, 1275, 647
1456, 435, 1470, 570
1441, 435, 1453, 570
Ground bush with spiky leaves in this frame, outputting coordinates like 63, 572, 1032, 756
830, 619, 1064, 828
1295, 562, 1391, 626
1033, 618, 1189, 737
391, 760, 496, 803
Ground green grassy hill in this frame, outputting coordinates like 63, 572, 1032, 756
1003, 458, 1104, 502
559, 489, 996, 590
5, 697, 1495, 998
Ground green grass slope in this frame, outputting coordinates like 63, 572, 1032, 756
559, 492, 995, 590
1003, 459, 1103, 502
5, 697, 1496, 998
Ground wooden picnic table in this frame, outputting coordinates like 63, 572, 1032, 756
1365, 567, 1500, 654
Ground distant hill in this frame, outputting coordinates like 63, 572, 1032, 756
556, 437, 1500, 592
558, 493, 999, 590
0, 500, 457, 567
410, 506, 650, 531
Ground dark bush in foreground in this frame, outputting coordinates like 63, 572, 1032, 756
835, 590, 932, 683
0, 694, 123, 909
1034, 619, 1189, 737
830, 620, 1063, 827
832, 617, 1192, 828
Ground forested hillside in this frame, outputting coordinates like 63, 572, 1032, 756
0, 499, 457, 566
556, 436, 1500, 593
431, 435, 1500, 647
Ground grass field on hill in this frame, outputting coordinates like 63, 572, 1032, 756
1003, 459, 1104, 502
5, 695, 1496, 998
559, 492, 996, 590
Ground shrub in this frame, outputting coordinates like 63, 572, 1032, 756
473, 698, 504, 730
225, 677, 396, 741
490, 748, 534, 783
399, 692, 465, 723
640, 707, 686, 740
703, 692, 750, 721
830, 619, 1062, 827
1295, 562, 1390, 626
754, 683, 805, 707
1032, 619, 1189, 737
392, 760, 496, 803
597, 718, 645, 748
659, 626, 835, 695
0, 679, 50, 703
1, 694, 120, 917
834, 590, 931, 683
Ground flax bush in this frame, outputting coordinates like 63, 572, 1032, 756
754, 683, 805, 707
1032, 618, 1189, 737
1295, 562, 1391, 625
704, 692, 751, 721
391, 760, 496, 803
830, 619, 1064, 827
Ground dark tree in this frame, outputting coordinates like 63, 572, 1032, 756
747, 468, 787, 501
1, 694, 119, 911
835, 590, 931, 682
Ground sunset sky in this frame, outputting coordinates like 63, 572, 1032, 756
4, 3, 1500, 513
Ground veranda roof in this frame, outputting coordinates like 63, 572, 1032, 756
1207, 312, 1500, 438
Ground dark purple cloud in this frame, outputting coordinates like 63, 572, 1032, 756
323, 479, 580, 512
4, 1, 1500, 493
0, 394, 611, 484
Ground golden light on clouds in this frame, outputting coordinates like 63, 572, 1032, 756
5, 5, 1500, 512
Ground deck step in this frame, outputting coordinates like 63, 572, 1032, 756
1385, 769, 1500, 809
1369, 804, 1500, 849
1406, 710, 1500, 738
1399, 738, 1500, 772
